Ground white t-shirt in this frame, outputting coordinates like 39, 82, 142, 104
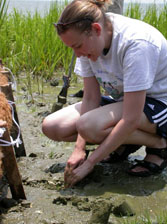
74, 13, 167, 104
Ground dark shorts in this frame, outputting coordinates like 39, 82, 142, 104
100, 96, 167, 139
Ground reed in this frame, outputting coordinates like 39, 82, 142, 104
0, 1, 73, 78
125, 2, 167, 39
0, 0, 8, 29
124, 2, 143, 20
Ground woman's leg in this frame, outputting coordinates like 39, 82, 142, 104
76, 101, 166, 148
42, 99, 166, 148
42, 102, 82, 142
42, 100, 167, 175
75, 102, 167, 175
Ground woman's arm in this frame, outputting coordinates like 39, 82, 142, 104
74, 76, 101, 150
65, 90, 146, 187
88, 90, 146, 164
68, 76, 101, 165
64, 76, 101, 186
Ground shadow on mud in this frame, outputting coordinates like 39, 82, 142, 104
55, 161, 167, 197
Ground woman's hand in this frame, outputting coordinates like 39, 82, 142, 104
64, 159, 94, 188
64, 149, 87, 187
66, 149, 86, 170
64, 76, 101, 188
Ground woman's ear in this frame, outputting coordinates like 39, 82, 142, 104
91, 23, 102, 36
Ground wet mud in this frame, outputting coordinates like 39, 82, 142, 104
1, 78, 167, 224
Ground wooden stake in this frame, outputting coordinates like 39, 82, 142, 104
0, 126, 26, 200
0, 83, 26, 157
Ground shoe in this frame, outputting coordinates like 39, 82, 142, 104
69, 90, 84, 98
127, 147, 167, 177
101, 144, 141, 163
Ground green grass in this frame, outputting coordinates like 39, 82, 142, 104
1, 2, 167, 222
125, 2, 167, 37
0, 0, 8, 29
0, 1, 73, 78
0, 2, 167, 93
122, 210, 167, 224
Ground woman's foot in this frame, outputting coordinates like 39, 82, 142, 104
128, 147, 167, 177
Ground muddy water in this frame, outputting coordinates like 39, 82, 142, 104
1, 76, 167, 224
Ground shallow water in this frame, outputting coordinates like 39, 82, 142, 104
7, 0, 165, 16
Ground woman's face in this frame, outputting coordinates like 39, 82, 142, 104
60, 23, 105, 61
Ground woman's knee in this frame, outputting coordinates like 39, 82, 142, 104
76, 115, 98, 142
42, 117, 53, 138
42, 116, 62, 141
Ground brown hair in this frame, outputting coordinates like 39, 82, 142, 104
55, 0, 112, 35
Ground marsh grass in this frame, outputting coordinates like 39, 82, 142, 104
122, 210, 167, 224
125, 2, 167, 37
0, 2, 167, 96
0, 0, 8, 28
0, 1, 73, 80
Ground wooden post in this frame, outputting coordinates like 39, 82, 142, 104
0, 83, 26, 157
0, 125, 26, 200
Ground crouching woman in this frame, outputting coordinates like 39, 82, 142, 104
42, 0, 167, 187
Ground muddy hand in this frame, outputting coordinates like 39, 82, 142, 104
64, 159, 94, 188
64, 150, 87, 187
66, 150, 86, 170
64, 166, 73, 188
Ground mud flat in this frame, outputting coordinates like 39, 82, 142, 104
0, 80, 167, 224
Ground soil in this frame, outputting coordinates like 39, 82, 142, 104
0, 77, 167, 224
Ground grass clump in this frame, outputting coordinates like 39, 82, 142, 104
122, 210, 167, 224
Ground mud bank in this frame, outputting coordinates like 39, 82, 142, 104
0, 78, 167, 224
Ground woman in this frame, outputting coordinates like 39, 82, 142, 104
42, 0, 167, 187
69, 0, 124, 98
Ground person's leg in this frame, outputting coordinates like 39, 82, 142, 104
42, 102, 82, 142
75, 101, 165, 147
75, 101, 167, 175
42, 100, 123, 143
42, 98, 167, 175
128, 97, 167, 176
42, 99, 166, 147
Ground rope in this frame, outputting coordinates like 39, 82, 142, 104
3, 66, 17, 91
0, 100, 22, 147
